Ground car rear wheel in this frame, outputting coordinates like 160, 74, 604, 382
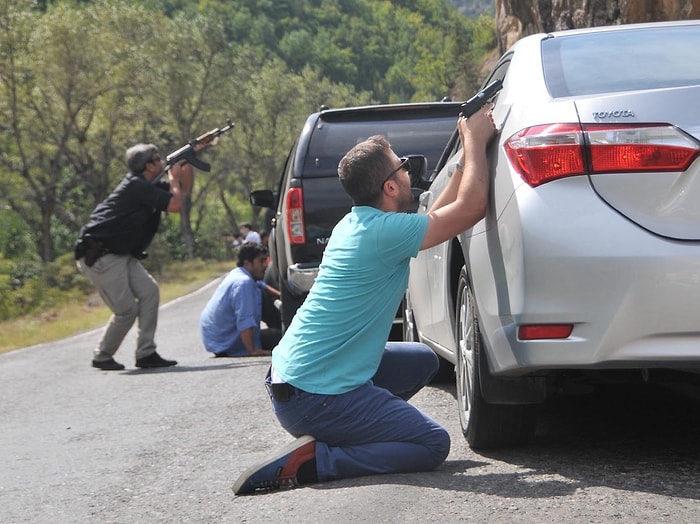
455, 266, 536, 449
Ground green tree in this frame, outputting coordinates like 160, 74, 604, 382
1, 0, 493, 265
145, 11, 235, 258
0, 0, 158, 262
188, 52, 370, 253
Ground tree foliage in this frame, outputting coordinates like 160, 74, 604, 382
0, 0, 494, 270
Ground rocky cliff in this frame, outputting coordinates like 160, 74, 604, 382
496, 0, 700, 51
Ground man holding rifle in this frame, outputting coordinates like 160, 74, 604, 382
75, 139, 212, 371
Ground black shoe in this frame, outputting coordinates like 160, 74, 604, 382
135, 352, 177, 368
92, 358, 125, 371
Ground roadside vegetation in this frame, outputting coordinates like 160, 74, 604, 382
0, 259, 234, 354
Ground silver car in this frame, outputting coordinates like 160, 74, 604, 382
406, 21, 700, 449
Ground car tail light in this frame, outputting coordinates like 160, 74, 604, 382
518, 324, 573, 340
285, 187, 306, 245
504, 124, 586, 186
505, 123, 700, 187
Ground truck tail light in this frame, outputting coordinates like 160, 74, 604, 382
285, 187, 306, 245
504, 123, 699, 187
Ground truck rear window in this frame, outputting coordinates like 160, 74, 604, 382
303, 116, 458, 177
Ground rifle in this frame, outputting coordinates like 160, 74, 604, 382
460, 79, 503, 119
153, 119, 235, 183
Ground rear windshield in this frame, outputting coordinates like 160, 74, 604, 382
543, 24, 700, 98
303, 115, 458, 177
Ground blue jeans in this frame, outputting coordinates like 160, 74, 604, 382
269, 342, 451, 482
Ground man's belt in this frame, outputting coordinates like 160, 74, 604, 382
74, 237, 111, 267
265, 367, 298, 402
266, 381, 298, 402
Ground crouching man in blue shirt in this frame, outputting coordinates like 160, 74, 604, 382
200, 243, 282, 357
232, 105, 497, 495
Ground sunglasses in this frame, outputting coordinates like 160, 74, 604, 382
381, 157, 410, 187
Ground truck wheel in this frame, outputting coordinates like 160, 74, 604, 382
455, 266, 536, 449
280, 283, 305, 332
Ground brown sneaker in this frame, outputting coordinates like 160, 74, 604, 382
232, 435, 316, 495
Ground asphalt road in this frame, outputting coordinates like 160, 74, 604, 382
2, 279, 700, 523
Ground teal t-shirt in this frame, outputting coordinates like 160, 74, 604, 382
271, 206, 429, 394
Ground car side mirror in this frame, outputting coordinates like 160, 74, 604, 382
406, 155, 429, 190
249, 189, 275, 209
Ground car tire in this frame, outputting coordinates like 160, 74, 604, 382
455, 266, 536, 449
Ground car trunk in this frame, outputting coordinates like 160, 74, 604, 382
573, 85, 700, 240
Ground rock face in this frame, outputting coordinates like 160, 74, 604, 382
496, 0, 700, 51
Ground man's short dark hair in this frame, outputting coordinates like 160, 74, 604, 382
125, 143, 159, 175
337, 135, 393, 206
237, 242, 267, 267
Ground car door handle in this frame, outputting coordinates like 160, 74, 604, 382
418, 191, 432, 210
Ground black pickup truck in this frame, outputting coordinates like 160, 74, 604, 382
250, 101, 463, 331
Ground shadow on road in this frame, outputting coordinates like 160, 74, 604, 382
429, 377, 700, 501
122, 359, 270, 375
294, 378, 700, 502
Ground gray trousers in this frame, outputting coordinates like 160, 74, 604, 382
77, 254, 159, 361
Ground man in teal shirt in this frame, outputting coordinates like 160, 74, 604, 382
234, 106, 496, 494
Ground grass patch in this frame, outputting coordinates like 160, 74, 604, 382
0, 259, 233, 354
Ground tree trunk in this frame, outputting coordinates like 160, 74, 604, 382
180, 193, 195, 259
496, 0, 700, 52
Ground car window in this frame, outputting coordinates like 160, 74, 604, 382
483, 55, 511, 88
303, 116, 457, 177
429, 130, 460, 184
276, 144, 296, 210
428, 56, 512, 183
543, 24, 700, 98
